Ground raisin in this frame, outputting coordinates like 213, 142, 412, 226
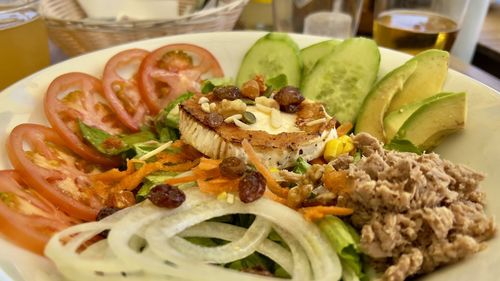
281, 104, 300, 113
273, 86, 305, 113
239, 171, 266, 203
213, 86, 241, 100
205, 112, 224, 128
148, 184, 185, 208
96, 207, 121, 221
219, 157, 246, 179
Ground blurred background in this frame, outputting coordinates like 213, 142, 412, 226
0, 0, 499, 90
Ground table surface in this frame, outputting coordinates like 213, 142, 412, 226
478, 3, 500, 61
449, 56, 500, 92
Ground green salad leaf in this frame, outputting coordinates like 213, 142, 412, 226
266, 74, 288, 90
78, 121, 156, 156
135, 170, 179, 201
292, 157, 311, 174
385, 139, 423, 154
201, 77, 234, 94
154, 92, 194, 142
318, 216, 364, 279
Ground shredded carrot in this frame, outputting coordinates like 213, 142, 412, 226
264, 190, 288, 205
193, 167, 220, 180
197, 158, 222, 171
300, 205, 354, 221
164, 174, 198, 185
162, 160, 199, 172
91, 160, 135, 182
241, 139, 289, 199
197, 178, 239, 195
310, 157, 327, 165
111, 161, 166, 192
337, 122, 353, 136
156, 153, 187, 164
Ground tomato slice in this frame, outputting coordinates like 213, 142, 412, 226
44, 72, 128, 166
7, 123, 105, 221
103, 49, 150, 131
0, 170, 75, 255
139, 43, 224, 114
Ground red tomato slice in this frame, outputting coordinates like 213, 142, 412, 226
44, 72, 128, 166
0, 170, 75, 255
139, 43, 224, 114
103, 49, 150, 131
7, 123, 105, 221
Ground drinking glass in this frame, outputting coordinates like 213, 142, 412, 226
0, 0, 50, 90
273, 0, 364, 39
373, 0, 470, 55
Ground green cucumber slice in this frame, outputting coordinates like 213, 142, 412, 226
236, 33, 301, 87
299, 39, 340, 76
301, 37, 380, 124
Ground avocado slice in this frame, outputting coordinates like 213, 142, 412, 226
299, 39, 340, 76
387, 49, 449, 113
390, 92, 467, 152
355, 59, 417, 142
384, 92, 458, 141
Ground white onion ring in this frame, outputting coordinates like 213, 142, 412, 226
46, 188, 342, 281
178, 221, 293, 274
168, 216, 272, 264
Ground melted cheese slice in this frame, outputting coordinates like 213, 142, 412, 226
244, 106, 302, 135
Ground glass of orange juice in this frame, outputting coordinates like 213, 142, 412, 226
373, 0, 470, 55
0, 0, 50, 90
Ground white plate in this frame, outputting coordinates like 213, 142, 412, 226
0, 31, 499, 281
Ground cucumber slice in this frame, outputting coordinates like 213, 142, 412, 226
301, 37, 380, 124
236, 33, 301, 87
299, 39, 340, 76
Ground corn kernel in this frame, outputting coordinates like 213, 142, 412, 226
269, 167, 279, 173
323, 139, 344, 162
217, 192, 228, 201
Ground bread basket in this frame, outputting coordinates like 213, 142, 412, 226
40, 0, 248, 56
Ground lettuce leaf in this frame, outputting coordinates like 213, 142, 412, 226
292, 157, 311, 174
317, 216, 364, 279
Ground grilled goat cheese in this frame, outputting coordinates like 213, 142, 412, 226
179, 94, 338, 168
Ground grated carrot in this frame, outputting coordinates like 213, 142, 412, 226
91, 160, 135, 182
241, 139, 289, 199
264, 190, 288, 205
164, 174, 198, 185
162, 160, 199, 172
310, 157, 327, 165
299, 205, 354, 221
111, 161, 166, 192
197, 178, 239, 195
336, 122, 353, 137
197, 158, 221, 171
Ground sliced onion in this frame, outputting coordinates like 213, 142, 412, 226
273, 226, 312, 281
46, 188, 342, 281
168, 216, 272, 264
179, 221, 293, 274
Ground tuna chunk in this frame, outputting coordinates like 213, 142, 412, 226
339, 133, 495, 281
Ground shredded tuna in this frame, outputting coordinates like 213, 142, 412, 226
337, 133, 495, 281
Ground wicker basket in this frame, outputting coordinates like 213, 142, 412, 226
40, 0, 248, 56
